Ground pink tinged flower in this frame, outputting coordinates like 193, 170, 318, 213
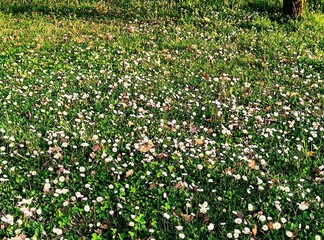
298, 201, 309, 211
43, 183, 51, 192
20, 206, 33, 218
233, 229, 241, 238
200, 206, 209, 214
1, 214, 14, 225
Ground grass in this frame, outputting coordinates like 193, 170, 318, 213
0, 0, 323, 239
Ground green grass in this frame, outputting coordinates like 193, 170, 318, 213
0, 0, 323, 239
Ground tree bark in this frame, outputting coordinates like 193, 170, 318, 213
283, 0, 305, 18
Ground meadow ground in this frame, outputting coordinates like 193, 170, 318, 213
0, 0, 323, 239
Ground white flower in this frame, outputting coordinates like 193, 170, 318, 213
129, 221, 134, 227
315, 235, 321, 240
117, 203, 123, 209
256, 176, 263, 185
179, 233, 185, 239
207, 223, 214, 231
199, 202, 209, 213
61, 188, 69, 194
201, 202, 209, 208
242, 227, 251, 234
273, 222, 281, 230
163, 213, 170, 220
234, 218, 242, 224
75, 192, 82, 198
286, 231, 293, 238
262, 225, 268, 231
53, 227, 63, 235
248, 204, 254, 211
175, 226, 183, 231
233, 231, 240, 238
36, 208, 42, 215
59, 176, 65, 182
84, 205, 90, 212
234, 229, 241, 235
259, 215, 266, 222
96, 196, 104, 202
197, 164, 203, 170
18, 197, 33, 205
226, 233, 233, 238
281, 217, 287, 224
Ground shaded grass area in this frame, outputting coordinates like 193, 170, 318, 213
0, 0, 323, 21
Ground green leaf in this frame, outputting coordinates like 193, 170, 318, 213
167, 165, 174, 172
91, 233, 102, 240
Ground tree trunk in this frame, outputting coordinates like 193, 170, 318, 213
283, 0, 305, 18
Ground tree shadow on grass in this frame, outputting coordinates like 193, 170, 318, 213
0, 1, 176, 22
236, 0, 303, 31
245, 0, 286, 21
0, 2, 136, 22
245, 0, 282, 14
